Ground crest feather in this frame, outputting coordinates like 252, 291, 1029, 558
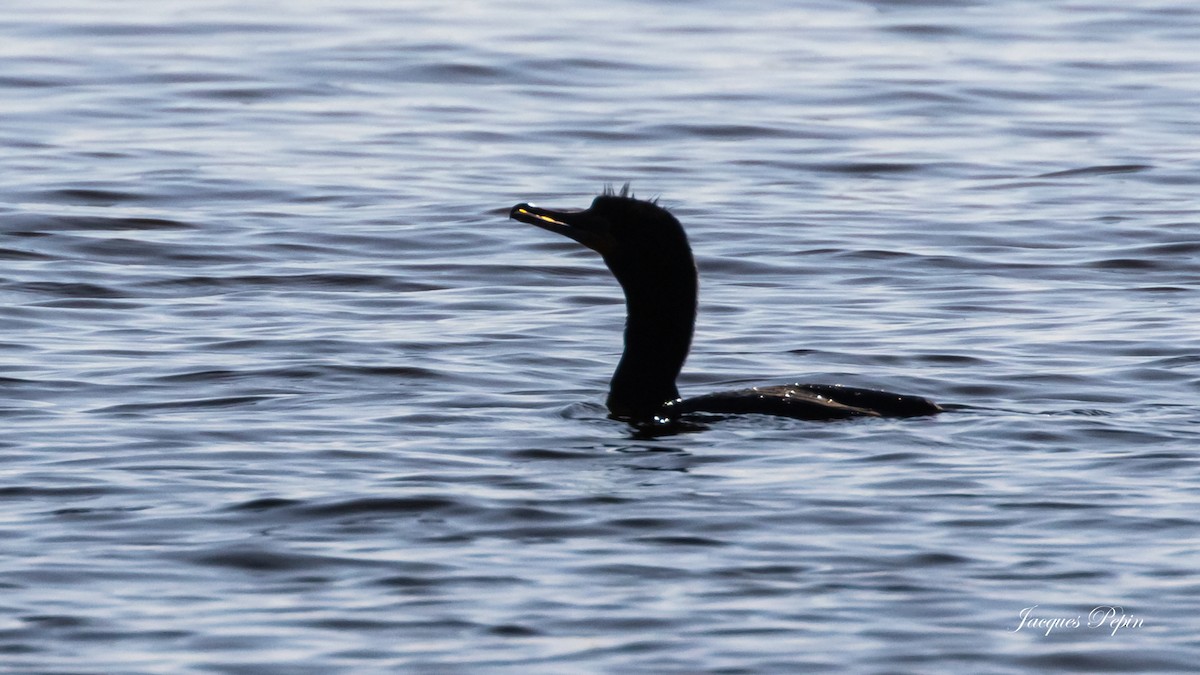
601, 182, 659, 204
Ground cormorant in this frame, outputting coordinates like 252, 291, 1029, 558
510, 186, 941, 427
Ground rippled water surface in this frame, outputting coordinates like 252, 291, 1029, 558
4, 1, 1200, 672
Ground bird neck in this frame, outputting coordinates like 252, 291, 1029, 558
607, 261, 697, 421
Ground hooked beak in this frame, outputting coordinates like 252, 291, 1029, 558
510, 203, 615, 256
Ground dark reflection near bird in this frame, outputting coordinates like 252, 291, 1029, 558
510, 186, 941, 428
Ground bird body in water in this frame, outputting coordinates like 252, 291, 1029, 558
509, 186, 941, 427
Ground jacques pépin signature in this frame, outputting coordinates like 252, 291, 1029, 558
1013, 605, 1144, 636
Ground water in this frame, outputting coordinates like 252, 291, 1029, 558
3, 0, 1199, 672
